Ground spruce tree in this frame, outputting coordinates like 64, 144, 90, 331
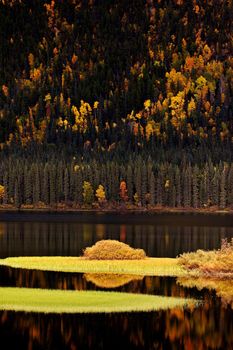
149, 172, 155, 206
175, 166, 181, 207
192, 165, 199, 208
220, 167, 226, 209
43, 164, 50, 205
3, 173, 8, 204
49, 165, 56, 205
126, 164, 133, 202
32, 164, 40, 205
64, 168, 69, 203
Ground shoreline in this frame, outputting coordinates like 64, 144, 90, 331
0, 205, 232, 215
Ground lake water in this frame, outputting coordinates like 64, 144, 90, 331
0, 212, 232, 349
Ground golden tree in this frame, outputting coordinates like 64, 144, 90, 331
0, 185, 4, 201
95, 185, 106, 203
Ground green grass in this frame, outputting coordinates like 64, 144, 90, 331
0, 257, 187, 277
0, 287, 195, 313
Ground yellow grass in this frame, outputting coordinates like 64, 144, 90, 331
178, 239, 233, 277
0, 287, 196, 313
0, 257, 187, 276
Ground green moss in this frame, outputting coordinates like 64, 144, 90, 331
0, 257, 187, 276
0, 287, 196, 313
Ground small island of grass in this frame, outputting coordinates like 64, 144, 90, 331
0, 287, 196, 314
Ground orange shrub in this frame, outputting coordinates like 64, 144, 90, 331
83, 240, 146, 260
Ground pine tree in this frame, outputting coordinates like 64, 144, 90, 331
156, 171, 162, 206
126, 164, 133, 201
3, 173, 8, 204
43, 164, 50, 205
212, 166, 219, 206
24, 166, 32, 204
220, 166, 226, 209
192, 165, 199, 208
149, 172, 155, 206
14, 179, 20, 208
226, 164, 233, 207
175, 166, 181, 207
74, 169, 83, 205
49, 165, 56, 205
64, 168, 69, 203
32, 164, 40, 205
57, 162, 64, 202
141, 162, 147, 206
135, 163, 142, 205
83, 181, 94, 206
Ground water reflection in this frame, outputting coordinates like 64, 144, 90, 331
84, 273, 144, 289
0, 266, 217, 302
177, 277, 233, 309
0, 214, 233, 258
0, 300, 232, 350
0, 214, 232, 349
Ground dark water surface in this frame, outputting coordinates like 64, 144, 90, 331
0, 212, 233, 258
0, 213, 232, 349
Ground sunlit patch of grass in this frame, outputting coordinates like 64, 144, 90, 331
0, 287, 196, 313
84, 273, 143, 288
0, 257, 187, 277
178, 238, 233, 277
177, 277, 233, 309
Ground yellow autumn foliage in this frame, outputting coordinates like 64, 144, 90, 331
0, 185, 4, 200
95, 184, 106, 202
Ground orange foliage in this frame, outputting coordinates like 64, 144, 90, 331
119, 181, 128, 202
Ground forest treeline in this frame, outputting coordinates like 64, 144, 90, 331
0, 0, 233, 209
0, 155, 232, 209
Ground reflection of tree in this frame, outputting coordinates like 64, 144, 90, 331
0, 300, 233, 350
177, 276, 233, 309
1, 269, 233, 349
1, 220, 232, 259
84, 273, 143, 289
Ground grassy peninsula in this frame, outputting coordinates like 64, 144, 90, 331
0, 288, 195, 314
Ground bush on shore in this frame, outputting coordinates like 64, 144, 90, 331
83, 240, 146, 260
178, 238, 233, 277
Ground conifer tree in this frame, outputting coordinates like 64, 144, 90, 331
24, 166, 32, 204
74, 170, 83, 205
227, 164, 233, 207
32, 164, 40, 205
126, 164, 133, 201
43, 164, 50, 205
192, 165, 199, 208
14, 179, 20, 209
175, 166, 181, 207
3, 173, 8, 204
220, 167, 226, 209
83, 181, 94, 205
64, 168, 69, 203
149, 172, 155, 206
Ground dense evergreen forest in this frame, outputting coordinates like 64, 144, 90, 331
0, 0, 232, 209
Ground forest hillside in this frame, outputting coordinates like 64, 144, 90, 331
0, 0, 232, 209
